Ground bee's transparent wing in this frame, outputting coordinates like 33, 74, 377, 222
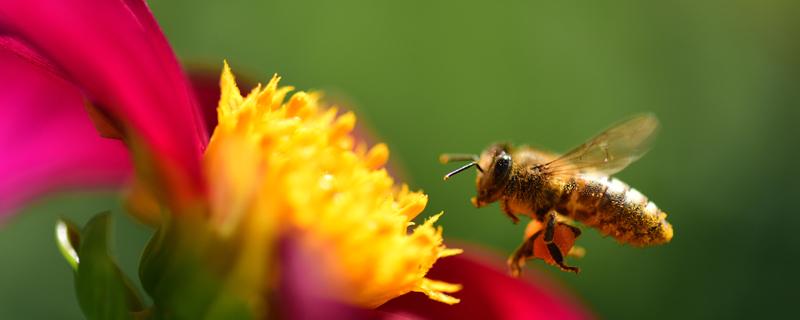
541, 114, 659, 177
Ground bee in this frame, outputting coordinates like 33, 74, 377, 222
440, 114, 673, 276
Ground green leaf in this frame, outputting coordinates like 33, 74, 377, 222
55, 218, 81, 271
138, 219, 170, 297
73, 212, 145, 320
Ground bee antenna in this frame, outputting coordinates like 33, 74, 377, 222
443, 162, 483, 181
439, 153, 478, 164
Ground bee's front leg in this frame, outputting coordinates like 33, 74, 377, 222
500, 199, 520, 224
544, 211, 580, 273
508, 230, 541, 278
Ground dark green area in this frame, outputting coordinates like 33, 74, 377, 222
1, 0, 798, 319
0, 194, 151, 319
70, 213, 145, 320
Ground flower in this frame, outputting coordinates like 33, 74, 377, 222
0, 0, 591, 319
203, 62, 462, 307
0, 0, 207, 220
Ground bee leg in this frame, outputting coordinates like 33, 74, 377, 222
561, 222, 582, 238
500, 199, 520, 224
507, 230, 542, 277
544, 211, 580, 273
558, 223, 586, 258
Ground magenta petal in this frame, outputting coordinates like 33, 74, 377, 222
378, 253, 593, 320
0, 0, 208, 203
187, 67, 263, 137
0, 38, 131, 218
186, 69, 225, 137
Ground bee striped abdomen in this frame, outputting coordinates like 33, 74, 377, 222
557, 176, 673, 246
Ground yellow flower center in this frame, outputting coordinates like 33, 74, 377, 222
203, 62, 461, 308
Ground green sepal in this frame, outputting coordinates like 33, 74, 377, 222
69, 212, 146, 320
139, 215, 254, 319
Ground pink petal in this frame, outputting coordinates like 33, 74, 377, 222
188, 66, 271, 138
378, 252, 593, 320
186, 68, 231, 136
0, 0, 208, 208
0, 36, 131, 218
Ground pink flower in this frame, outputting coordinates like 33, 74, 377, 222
0, 1, 591, 318
0, 0, 207, 218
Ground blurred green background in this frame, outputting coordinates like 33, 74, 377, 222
2, 0, 798, 319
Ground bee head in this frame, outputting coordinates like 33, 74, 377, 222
440, 143, 513, 208
474, 143, 513, 207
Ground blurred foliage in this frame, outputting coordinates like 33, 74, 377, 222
1, 0, 798, 319
66, 213, 145, 320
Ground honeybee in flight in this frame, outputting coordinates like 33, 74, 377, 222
441, 114, 673, 276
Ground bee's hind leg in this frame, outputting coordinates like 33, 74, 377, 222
544, 211, 580, 273
508, 230, 541, 278
553, 217, 586, 258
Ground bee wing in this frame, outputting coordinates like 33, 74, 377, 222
541, 114, 659, 177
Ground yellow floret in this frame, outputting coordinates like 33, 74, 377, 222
203, 62, 461, 308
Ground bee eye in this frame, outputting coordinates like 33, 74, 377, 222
493, 153, 512, 178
